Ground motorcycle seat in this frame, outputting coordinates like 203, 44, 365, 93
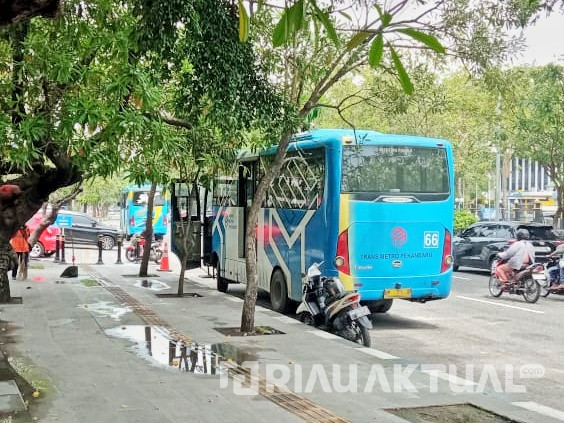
513, 267, 532, 281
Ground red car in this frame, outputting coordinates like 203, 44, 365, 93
26, 211, 60, 258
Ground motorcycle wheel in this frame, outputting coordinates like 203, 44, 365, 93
540, 285, 550, 298
298, 312, 315, 326
152, 248, 162, 264
358, 325, 371, 348
488, 275, 503, 297
125, 248, 137, 262
522, 278, 540, 303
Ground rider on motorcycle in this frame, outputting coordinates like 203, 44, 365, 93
496, 228, 535, 284
547, 243, 564, 283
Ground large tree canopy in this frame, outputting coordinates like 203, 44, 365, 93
0, 0, 287, 301
0, 0, 61, 27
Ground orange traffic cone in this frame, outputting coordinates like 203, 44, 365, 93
158, 242, 172, 272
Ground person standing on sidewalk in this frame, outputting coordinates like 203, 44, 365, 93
10, 224, 31, 280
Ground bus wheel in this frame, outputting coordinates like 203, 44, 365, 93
270, 269, 289, 313
368, 299, 393, 314
216, 262, 228, 293
376, 299, 393, 313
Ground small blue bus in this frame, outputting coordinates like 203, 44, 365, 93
209, 129, 455, 313
120, 185, 170, 240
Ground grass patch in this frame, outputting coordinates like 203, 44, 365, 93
81, 278, 101, 287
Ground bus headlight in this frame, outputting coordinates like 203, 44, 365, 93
444, 255, 454, 266
335, 256, 345, 267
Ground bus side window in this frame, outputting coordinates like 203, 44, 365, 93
238, 162, 258, 208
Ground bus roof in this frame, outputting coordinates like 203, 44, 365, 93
122, 184, 162, 193
238, 128, 452, 159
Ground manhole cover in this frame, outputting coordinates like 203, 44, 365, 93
386, 404, 518, 423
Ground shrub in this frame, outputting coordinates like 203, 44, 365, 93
454, 210, 478, 233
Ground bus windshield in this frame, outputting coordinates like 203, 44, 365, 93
341, 145, 450, 201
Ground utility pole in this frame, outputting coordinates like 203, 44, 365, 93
494, 92, 502, 220
495, 149, 501, 220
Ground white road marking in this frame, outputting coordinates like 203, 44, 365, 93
356, 347, 399, 360
452, 275, 472, 280
457, 296, 544, 314
307, 330, 341, 340
420, 369, 477, 386
512, 402, 564, 421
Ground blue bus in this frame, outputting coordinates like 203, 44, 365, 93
120, 185, 170, 240
209, 129, 455, 313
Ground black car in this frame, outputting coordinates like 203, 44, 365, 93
58, 210, 121, 250
453, 221, 561, 271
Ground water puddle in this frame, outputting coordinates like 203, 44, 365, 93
134, 279, 170, 291
77, 301, 131, 320
105, 325, 261, 375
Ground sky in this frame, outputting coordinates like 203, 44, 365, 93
514, 12, 564, 65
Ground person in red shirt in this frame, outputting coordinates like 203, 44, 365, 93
10, 225, 31, 280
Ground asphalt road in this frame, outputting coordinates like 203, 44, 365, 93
221, 266, 564, 420
371, 267, 564, 417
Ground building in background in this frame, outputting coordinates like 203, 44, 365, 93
506, 157, 557, 221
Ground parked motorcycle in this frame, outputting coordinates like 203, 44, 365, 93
532, 252, 564, 297
126, 236, 163, 264
489, 259, 540, 303
296, 262, 372, 347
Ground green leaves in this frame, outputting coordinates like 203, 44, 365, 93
346, 31, 370, 51
390, 47, 413, 94
272, 0, 339, 47
310, 0, 339, 47
398, 28, 445, 54
238, 0, 249, 42
273, 0, 305, 47
272, 8, 291, 47
368, 35, 383, 68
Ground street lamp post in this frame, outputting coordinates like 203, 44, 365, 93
493, 148, 501, 220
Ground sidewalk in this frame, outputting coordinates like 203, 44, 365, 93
0, 249, 554, 422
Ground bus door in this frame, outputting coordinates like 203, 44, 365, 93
202, 187, 213, 266
235, 161, 258, 281
171, 182, 202, 269
238, 161, 258, 256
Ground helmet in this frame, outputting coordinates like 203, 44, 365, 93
516, 228, 530, 240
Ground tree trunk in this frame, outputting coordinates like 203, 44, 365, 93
139, 181, 157, 277
178, 257, 187, 296
240, 131, 293, 333
28, 185, 82, 247
0, 239, 17, 303
0, 0, 61, 27
556, 184, 564, 230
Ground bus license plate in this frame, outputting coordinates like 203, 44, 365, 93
384, 288, 412, 299
348, 306, 371, 320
